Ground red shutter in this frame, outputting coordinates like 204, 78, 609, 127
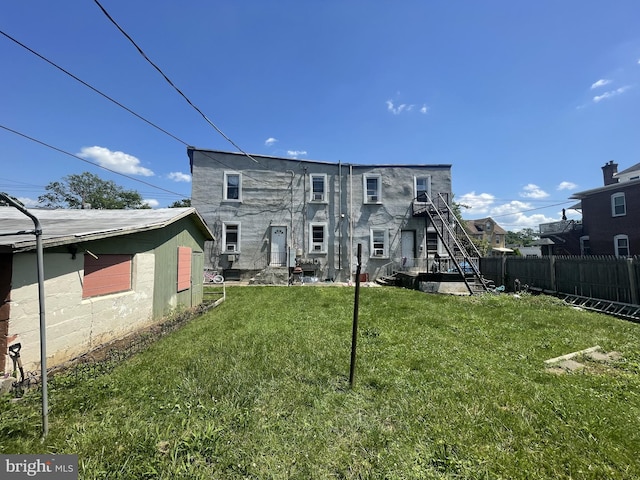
177, 247, 192, 292
83, 254, 132, 298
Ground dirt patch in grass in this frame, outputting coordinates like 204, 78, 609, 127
545, 350, 624, 375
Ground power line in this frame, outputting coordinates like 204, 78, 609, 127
0, 29, 189, 146
93, 0, 259, 164
0, 124, 188, 199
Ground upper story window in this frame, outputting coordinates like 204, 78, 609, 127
614, 234, 629, 257
309, 223, 327, 253
415, 176, 431, 202
223, 222, 240, 252
370, 228, 389, 258
611, 192, 626, 217
224, 172, 242, 201
310, 174, 327, 202
364, 175, 382, 204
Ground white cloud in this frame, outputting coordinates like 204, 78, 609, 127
557, 181, 577, 191
265, 137, 278, 146
591, 79, 611, 89
386, 100, 411, 115
593, 86, 631, 103
457, 191, 495, 214
78, 146, 154, 176
167, 172, 191, 182
143, 198, 159, 208
520, 184, 549, 199
420, 104, 429, 114
287, 150, 307, 158
17, 196, 39, 207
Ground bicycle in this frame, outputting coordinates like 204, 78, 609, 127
203, 269, 225, 284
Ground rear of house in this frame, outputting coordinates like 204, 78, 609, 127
1, 207, 213, 375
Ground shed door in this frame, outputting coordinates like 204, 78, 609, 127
270, 227, 287, 266
401, 230, 415, 267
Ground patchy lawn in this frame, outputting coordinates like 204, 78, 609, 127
1, 286, 639, 479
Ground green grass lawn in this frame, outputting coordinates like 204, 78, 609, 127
1, 286, 639, 479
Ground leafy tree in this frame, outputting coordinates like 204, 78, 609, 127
168, 199, 191, 208
38, 172, 149, 209
506, 228, 539, 246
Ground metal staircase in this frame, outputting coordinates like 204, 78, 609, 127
412, 193, 492, 294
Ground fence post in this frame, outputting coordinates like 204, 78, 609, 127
549, 255, 557, 293
628, 258, 639, 305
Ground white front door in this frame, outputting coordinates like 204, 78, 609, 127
401, 230, 415, 268
270, 226, 287, 266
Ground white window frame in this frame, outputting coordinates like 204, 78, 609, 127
580, 235, 591, 256
611, 192, 626, 217
425, 227, 444, 256
363, 174, 382, 204
414, 175, 431, 202
370, 228, 389, 258
309, 222, 327, 254
222, 222, 241, 252
310, 173, 327, 203
614, 234, 629, 257
223, 171, 242, 202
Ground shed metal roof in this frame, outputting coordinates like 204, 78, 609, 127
0, 207, 214, 253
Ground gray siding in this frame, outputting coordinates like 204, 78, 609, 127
190, 149, 452, 282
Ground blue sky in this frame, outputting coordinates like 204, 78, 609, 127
1, 1, 639, 231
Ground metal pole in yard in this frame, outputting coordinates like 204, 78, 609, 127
349, 243, 362, 388
0, 193, 48, 437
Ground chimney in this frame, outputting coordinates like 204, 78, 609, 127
602, 160, 618, 186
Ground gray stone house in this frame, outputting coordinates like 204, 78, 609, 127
189, 148, 452, 283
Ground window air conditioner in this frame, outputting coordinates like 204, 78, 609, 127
373, 248, 384, 256
313, 193, 324, 201
227, 244, 236, 252
313, 244, 323, 252
368, 195, 378, 202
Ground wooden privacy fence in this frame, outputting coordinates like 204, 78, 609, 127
481, 255, 640, 305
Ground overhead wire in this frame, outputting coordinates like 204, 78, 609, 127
0, 29, 266, 184
93, 0, 260, 164
0, 124, 188, 199
0, 29, 189, 147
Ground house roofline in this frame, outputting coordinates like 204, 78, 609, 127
187, 146, 451, 170
570, 178, 640, 199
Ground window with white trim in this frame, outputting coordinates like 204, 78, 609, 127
224, 172, 241, 201
415, 176, 431, 202
364, 175, 382, 204
580, 236, 591, 256
425, 228, 443, 255
309, 223, 327, 253
310, 174, 327, 202
223, 222, 240, 252
611, 192, 626, 217
614, 234, 629, 257
370, 228, 389, 258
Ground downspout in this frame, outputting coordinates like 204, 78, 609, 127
286, 170, 294, 284
0, 193, 48, 438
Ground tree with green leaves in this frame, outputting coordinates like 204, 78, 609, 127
38, 172, 149, 209
168, 199, 191, 208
